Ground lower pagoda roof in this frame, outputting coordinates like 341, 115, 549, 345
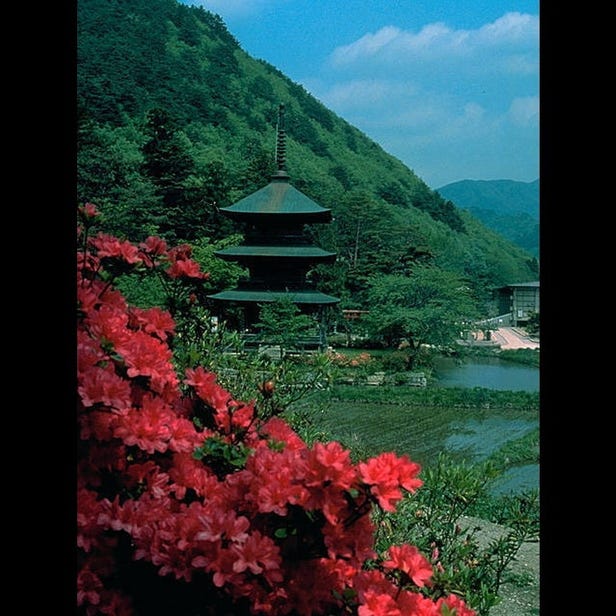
208, 289, 340, 305
215, 245, 336, 260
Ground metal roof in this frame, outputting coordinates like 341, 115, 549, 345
215, 245, 336, 260
220, 177, 331, 218
208, 289, 340, 305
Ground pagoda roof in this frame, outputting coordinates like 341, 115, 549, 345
208, 289, 340, 305
215, 245, 336, 260
219, 174, 331, 220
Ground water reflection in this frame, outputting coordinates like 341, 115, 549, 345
445, 417, 538, 458
489, 464, 539, 496
445, 416, 540, 495
433, 356, 539, 392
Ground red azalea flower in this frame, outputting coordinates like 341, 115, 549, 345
168, 452, 219, 500
229, 531, 284, 589
129, 306, 176, 341
322, 512, 376, 563
259, 416, 306, 450
168, 244, 193, 261
243, 447, 308, 515
77, 565, 103, 607
77, 330, 106, 373
115, 330, 179, 394
125, 461, 170, 499
358, 590, 401, 616
184, 367, 232, 412
393, 454, 423, 493
77, 488, 109, 552
78, 202, 100, 221
167, 415, 202, 453
359, 452, 422, 511
166, 257, 206, 279
139, 235, 168, 257
306, 441, 356, 489
396, 589, 442, 616
354, 568, 397, 600
360, 452, 422, 492
435, 594, 476, 616
195, 506, 250, 544
282, 558, 352, 614
184, 368, 251, 435
198, 549, 243, 588
383, 544, 433, 588
79, 408, 117, 442
113, 395, 175, 454
229, 401, 256, 431
78, 363, 132, 413
91, 232, 142, 264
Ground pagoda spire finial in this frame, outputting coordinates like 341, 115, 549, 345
273, 103, 289, 179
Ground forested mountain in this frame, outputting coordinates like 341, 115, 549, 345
436, 179, 539, 257
77, 0, 539, 314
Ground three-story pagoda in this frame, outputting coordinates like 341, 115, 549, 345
207, 104, 339, 343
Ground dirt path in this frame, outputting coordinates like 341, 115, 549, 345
459, 516, 540, 615
458, 329, 540, 613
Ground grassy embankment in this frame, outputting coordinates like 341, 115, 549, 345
284, 346, 540, 487
282, 348, 540, 614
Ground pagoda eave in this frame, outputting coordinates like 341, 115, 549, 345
219, 181, 332, 220
219, 211, 331, 225
215, 246, 337, 261
207, 289, 340, 305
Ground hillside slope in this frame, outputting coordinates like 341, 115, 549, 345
77, 0, 539, 306
437, 179, 539, 256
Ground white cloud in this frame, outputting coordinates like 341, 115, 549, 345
328, 12, 538, 76
330, 26, 402, 64
508, 96, 539, 126
320, 79, 417, 109
476, 12, 539, 46
387, 103, 446, 131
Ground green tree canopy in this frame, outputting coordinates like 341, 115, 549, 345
362, 267, 479, 355
327, 190, 434, 299
255, 298, 316, 348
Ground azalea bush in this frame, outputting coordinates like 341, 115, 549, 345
76, 203, 476, 615
374, 454, 539, 615
325, 351, 372, 368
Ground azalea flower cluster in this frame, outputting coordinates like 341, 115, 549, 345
76, 204, 475, 615
325, 350, 372, 368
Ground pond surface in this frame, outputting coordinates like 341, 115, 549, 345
433, 357, 540, 495
489, 464, 540, 496
444, 416, 539, 496
433, 356, 539, 392
445, 417, 538, 458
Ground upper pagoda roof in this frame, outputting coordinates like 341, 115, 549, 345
219, 174, 331, 221
219, 103, 331, 222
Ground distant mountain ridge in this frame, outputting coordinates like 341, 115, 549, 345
436, 179, 539, 257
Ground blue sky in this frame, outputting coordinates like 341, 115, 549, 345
180, 1, 539, 189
